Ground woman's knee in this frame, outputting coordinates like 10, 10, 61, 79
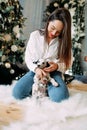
47, 83, 69, 102
12, 85, 25, 99
12, 71, 34, 99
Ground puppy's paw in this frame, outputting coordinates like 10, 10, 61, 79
53, 82, 59, 87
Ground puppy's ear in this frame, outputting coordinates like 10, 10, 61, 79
33, 60, 39, 64
46, 62, 50, 67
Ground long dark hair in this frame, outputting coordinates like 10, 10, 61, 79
43, 8, 72, 69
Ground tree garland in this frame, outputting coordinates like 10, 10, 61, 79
0, 0, 27, 84
43, 0, 85, 75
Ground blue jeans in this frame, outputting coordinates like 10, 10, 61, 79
12, 71, 69, 102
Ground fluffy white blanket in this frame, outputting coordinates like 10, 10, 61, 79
0, 81, 87, 130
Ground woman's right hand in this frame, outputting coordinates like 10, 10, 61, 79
35, 68, 47, 80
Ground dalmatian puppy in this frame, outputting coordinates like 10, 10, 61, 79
32, 59, 58, 98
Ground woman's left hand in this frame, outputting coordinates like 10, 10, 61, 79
43, 62, 58, 73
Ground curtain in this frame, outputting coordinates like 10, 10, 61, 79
20, 0, 49, 41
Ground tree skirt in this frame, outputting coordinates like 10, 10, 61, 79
0, 81, 87, 130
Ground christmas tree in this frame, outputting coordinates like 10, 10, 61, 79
43, 0, 85, 75
0, 0, 27, 84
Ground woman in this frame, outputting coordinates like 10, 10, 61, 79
12, 8, 73, 102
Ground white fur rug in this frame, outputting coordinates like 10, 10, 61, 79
0, 81, 87, 130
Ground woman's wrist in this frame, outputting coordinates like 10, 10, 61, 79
34, 67, 40, 73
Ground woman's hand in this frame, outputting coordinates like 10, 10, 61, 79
43, 62, 58, 73
35, 68, 47, 80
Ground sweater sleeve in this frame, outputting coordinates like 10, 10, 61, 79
25, 32, 38, 72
